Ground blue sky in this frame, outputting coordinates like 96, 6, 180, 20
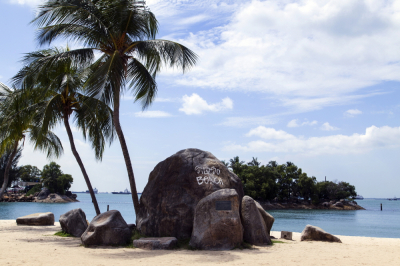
1, 0, 400, 197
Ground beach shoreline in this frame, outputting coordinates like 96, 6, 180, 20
1, 219, 399, 266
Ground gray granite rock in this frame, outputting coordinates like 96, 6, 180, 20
59, 209, 88, 237
16, 212, 54, 226
241, 196, 271, 245
81, 210, 131, 246
36, 188, 50, 200
133, 237, 178, 250
189, 189, 243, 250
255, 201, 274, 235
301, 225, 342, 243
137, 148, 244, 239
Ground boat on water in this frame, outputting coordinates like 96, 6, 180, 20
112, 188, 131, 194
86, 188, 98, 194
354, 195, 364, 200
387, 197, 398, 201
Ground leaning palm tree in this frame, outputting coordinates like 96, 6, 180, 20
32, 0, 198, 215
0, 83, 63, 198
13, 47, 115, 215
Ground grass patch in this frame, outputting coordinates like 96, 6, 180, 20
235, 242, 253, 250
272, 240, 285, 244
54, 231, 74, 237
125, 230, 147, 248
175, 239, 197, 250
26, 184, 41, 196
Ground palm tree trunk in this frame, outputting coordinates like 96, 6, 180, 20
112, 90, 141, 216
63, 114, 101, 215
0, 141, 19, 198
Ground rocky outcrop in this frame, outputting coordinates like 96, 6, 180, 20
37, 188, 50, 200
16, 212, 55, 226
301, 225, 342, 243
258, 200, 365, 210
133, 237, 178, 250
241, 196, 271, 245
34, 193, 78, 203
137, 148, 244, 239
81, 210, 131, 246
59, 209, 88, 237
189, 189, 243, 250
255, 201, 274, 235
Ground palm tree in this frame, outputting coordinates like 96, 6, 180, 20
0, 83, 63, 198
0, 147, 22, 192
31, 0, 198, 215
13, 47, 115, 215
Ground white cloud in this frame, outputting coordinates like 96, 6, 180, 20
224, 125, 400, 155
220, 116, 277, 127
320, 122, 339, 131
179, 93, 233, 115
246, 126, 296, 140
287, 119, 318, 127
345, 109, 363, 117
159, 0, 400, 112
133, 111, 172, 118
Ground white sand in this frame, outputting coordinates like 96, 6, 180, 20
1, 220, 399, 266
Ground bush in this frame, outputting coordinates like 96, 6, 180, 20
26, 184, 42, 196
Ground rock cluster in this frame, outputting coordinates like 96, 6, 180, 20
137, 148, 244, 239
0, 194, 35, 202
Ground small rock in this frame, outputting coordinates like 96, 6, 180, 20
81, 210, 131, 246
16, 212, 54, 226
59, 209, 88, 237
301, 225, 341, 243
241, 196, 271, 245
133, 237, 178, 250
281, 231, 292, 240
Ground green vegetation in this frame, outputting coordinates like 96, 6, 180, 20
272, 240, 286, 244
125, 230, 147, 248
41, 162, 73, 195
228, 157, 357, 203
19, 165, 41, 182
54, 231, 74, 237
234, 242, 253, 250
26, 184, 42, 196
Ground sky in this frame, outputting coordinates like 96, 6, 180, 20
1, 0, 400, 197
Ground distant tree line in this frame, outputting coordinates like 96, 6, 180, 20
223, 157, 357, 203
0, 151, 73, 195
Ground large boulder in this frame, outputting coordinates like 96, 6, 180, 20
255, 201, 274, 236
137, 148, 244, 239
241, 196, 271, 245
81, 210, 131, 246
36, 188, 50, 200
16, 212, 54, 226
59, 209, 88, 237
189, 189, 243, 250
133, 237, 178, 250
301, 225, 342, 243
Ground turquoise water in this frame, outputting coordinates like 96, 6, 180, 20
0, 195, 399, 238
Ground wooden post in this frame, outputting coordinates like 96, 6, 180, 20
380, 203, 382, 211
107, 205, 109, 211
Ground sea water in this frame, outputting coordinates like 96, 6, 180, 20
0, 195, 399, 238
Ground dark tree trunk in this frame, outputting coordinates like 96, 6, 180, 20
112, 90, 141, 216
63, 114, 101, 215
0, 140, 19, 198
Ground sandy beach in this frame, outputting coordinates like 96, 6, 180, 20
1, 220, 399, 266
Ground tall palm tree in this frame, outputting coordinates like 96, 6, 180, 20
0, 83, 63, 198
31, 0, 198, 215
13, 47, 115, 215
